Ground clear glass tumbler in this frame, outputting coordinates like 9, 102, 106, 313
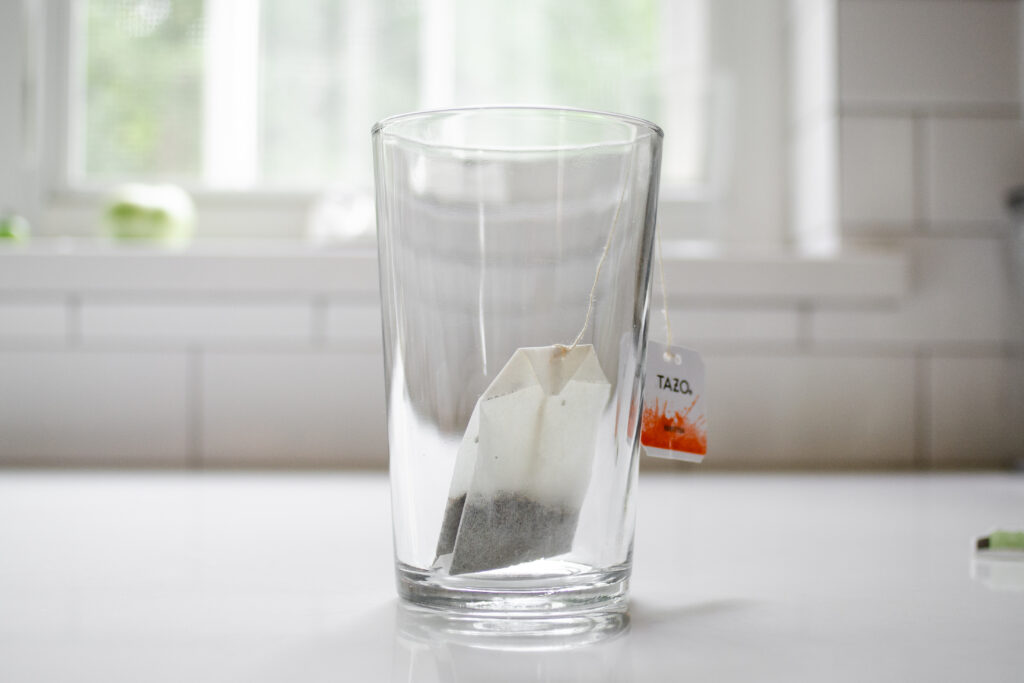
373, 107, 663, 615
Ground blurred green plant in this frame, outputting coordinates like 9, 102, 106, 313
0, 212, 31, 242
80, 0, 667, 189
84, 0, 204, 181
103, 183, 195, 245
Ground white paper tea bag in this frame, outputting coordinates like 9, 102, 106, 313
435, 344, 611, 575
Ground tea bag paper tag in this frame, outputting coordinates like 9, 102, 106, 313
641, 341, 707, 462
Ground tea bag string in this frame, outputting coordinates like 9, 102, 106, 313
567, 145, 638, 350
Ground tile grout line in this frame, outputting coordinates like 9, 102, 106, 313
845, 222, 1008, 239
66, 293, 81, 347
911, 110, 927, 234
796, 300, 814, 352
187, 347, 204, 470
311, 294, 328, 347
839, 103, 1021, 120
913, 349, 932, 470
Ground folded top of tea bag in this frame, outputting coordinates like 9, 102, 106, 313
436, 344, 610, 575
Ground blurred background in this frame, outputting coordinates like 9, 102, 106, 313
0, 0, 1021, 470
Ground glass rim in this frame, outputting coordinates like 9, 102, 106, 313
371, 105, 664, 153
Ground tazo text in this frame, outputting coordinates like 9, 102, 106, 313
656, 375, 693, 395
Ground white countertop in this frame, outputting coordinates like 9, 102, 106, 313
0, 472, 1021, 682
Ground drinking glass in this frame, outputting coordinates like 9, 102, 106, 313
373, 107, 662, 615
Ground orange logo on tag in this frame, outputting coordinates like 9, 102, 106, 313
641, 397, 707, 455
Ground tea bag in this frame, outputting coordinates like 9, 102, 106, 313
435, 344, 610, 575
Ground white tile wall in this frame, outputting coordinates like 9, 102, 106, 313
811, 237, 1013, 347
0, 301, 66, 340
201, 351, 386, 467
703, 354, 916, 468
838, 0, 1020, 106
658, 306, 800, 346
928, 356, 1023, 467
80, 299, 312, 343
823, 0, 1023, 470
325, 303, 382, 342
926, 118, 1024, 225
840, 117, 915, 228
0, 351, 189, 465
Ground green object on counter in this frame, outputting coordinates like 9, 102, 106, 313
103, 184, 195, 245
977, 530, 1024, 551
0, 212, 31, 242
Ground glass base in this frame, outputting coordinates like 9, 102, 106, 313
396, 561, 631, 617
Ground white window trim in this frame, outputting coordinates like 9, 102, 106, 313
201, 0, 261, 188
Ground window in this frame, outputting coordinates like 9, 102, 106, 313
14, 0, 795, 242
72, 0, 711, 194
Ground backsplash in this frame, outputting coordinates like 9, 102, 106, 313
1, 0, 1021, 470
829, 0, 1023, 467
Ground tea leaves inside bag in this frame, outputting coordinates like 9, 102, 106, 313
436, 344, 610, 575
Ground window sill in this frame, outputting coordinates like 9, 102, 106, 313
659, 242, 907, 303
0, 239, 907, 303
0, 239, 380, 295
